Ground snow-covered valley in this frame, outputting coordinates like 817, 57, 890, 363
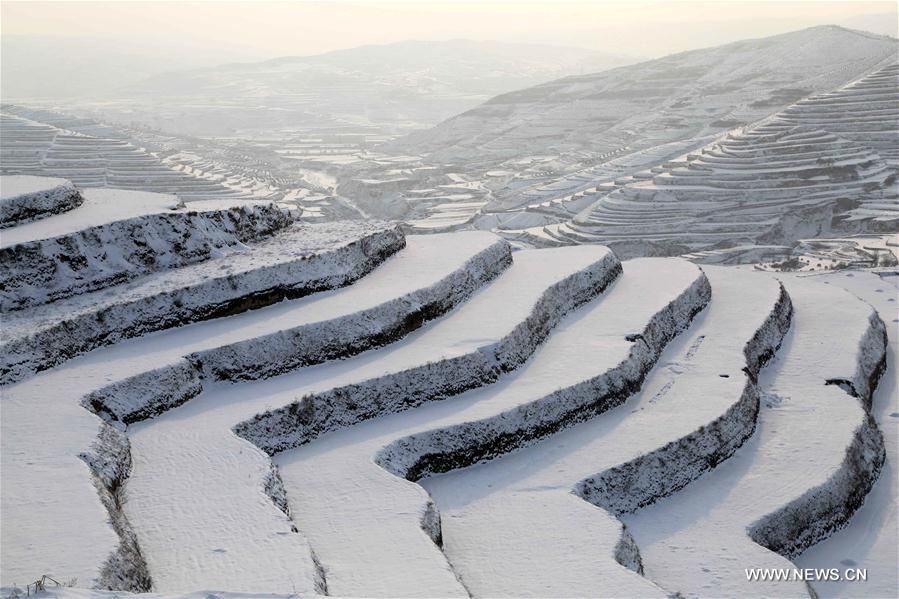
4, 27, 896, 257
2, 15, 898, 599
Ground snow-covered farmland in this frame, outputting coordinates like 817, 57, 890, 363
1, 176, 896, 599
512, 61, 898, 254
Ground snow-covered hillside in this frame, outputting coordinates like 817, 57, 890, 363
0, 110, 276, 201
515, 61, 899, 254
395, 27, 896, 167
350, 27, 897, 241
5, 28, 895, 259
1, 178, 895, 598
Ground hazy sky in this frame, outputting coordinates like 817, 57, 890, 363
2, 0, 895, 99
3, 1, 896, 60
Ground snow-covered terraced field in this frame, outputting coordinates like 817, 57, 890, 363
0, 109, 260, 201
1, 190, 510, 591
421, 267, 790, 596
513, 61, 898, 254
0, 185, 297, 310
0, 175, 83, 228
1, 180, 895, 598
625, 276, 888, 597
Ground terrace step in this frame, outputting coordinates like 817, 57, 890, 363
1, 221, 413, 384
234, 245, 621, 452
0, 175, 83, 228
1, 187, 294, 312
123, 245, 615, 596
625, 277, 887, 597
793, 270, 899, 598
558, 63, 899, 250
0, 109, 258, 201
0, 231, 509, 592
272, 258, 709, 596
421, 267, 791, 597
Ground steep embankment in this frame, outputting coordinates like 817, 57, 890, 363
0, 175, 83, 228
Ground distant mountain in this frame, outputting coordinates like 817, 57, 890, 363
0, 35, 269, 99
394, 27, 898, 167
113, 40, 638, 135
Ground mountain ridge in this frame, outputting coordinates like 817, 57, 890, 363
103, 39, 639, 136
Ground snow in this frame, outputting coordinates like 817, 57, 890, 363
1, 222, 405, 384
623, 275, 887, 597
419, 267, 789, 597
265, 258, 707, 597
1, 175, 73, 200
792, 270, 898, 598
0, 175, 82, 228
121, 245, 617, 596
187, 232, 509, 382
297, 168, 337, 191
0, 231, 507, 592
124, 421, 323, 595
22, 591, 292, 599
536, 62, 899, 252
1, 193, 294, 314
2, 227, 894, 597
235, 245, 621, 453
1, 27, 897, 599
0, 188, 180, 248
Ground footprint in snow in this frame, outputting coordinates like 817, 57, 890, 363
763, 392, 785, 409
